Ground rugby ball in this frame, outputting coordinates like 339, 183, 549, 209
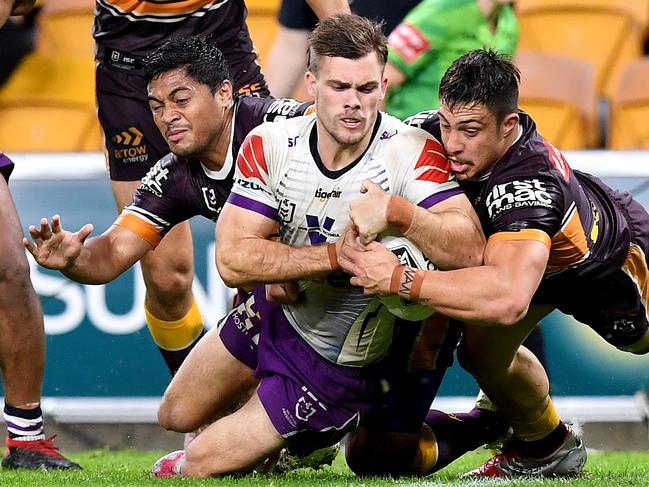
378, 235, 436, 321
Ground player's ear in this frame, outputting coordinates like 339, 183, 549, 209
305, 71, 317, 98
216, 80, 234, 106
501, 112, 519, 138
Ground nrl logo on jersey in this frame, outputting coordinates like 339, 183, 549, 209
485, 179, 553, 218
138, 160, 169, 197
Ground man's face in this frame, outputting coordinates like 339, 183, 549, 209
438, 102, 516, 181
148, 67, 232, 159
306, 52, 387, 148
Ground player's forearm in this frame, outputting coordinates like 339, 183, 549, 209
396, 205, 485, 270
393, 265, 529, 326
217, 238, 337, 288
306, 0, 350, 18
61, 236, 137, 284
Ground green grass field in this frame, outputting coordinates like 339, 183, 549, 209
1, 448, 648, 486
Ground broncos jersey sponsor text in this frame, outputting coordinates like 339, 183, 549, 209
486, 179, 553, 218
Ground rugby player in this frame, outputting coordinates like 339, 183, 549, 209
147, 14, 496, 478
338, 49, 649, 477
93, 0, 349, 377
24, 36, 313, 370
0, 0, 80, 471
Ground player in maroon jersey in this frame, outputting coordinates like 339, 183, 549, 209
336, 49, 649, 477
93, 0, 349, 379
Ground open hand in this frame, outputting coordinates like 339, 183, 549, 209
23, 214, 93, 270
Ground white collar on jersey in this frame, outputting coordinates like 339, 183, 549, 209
200, 101, 237, 180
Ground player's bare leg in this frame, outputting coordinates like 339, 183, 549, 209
181, 393, 284, 477
112, 181, 203, 375
157, 326, 258, 433
0, 178, 79, 470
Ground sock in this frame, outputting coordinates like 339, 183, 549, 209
145, 297, 205, 376
4, 403, 45, 441
513, 422, 569, 459
423, 408, 509, 473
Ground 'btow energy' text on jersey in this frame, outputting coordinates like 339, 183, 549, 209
228, 112, 460, 366
115, 97, 313, 246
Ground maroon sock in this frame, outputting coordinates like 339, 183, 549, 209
425, 408, 509, 472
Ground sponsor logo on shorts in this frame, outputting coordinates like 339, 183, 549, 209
111, 126, 149, 164
231, 294, 259, 344
485, 179, 553, 218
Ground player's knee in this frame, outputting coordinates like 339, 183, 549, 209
144, 267, 194, 303
457, 341, 511, 377
158, 395, 198, 433
0, 257, 33, 297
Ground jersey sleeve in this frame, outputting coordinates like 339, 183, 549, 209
392, 127, 461, 208
261, 98, 315, 122
484, 175, 566, 250
226, 124, 280, 220
387, 0, 446, 79
114, 156, 190, 248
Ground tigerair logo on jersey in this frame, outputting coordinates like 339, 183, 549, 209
111, 127, 148, 164
485, 179, 553, 218
315, 187, 342, 201
237, 134, 268, 184
415, 138, 450, 183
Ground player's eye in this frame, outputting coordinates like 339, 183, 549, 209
175, 98, 190, 105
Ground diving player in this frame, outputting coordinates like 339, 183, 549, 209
338, 49, 649, 477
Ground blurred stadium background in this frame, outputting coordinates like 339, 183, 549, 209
1, 0, 648, 453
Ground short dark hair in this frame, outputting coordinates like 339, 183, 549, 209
439, 49, 520, 123
307, 14, 388, 74
143, 36, 231, 94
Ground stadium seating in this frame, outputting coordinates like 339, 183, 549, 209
36, 0, 95, 57
607, 58, 649, 149
516, 0, 649, 99
245, 0, 280, 68
516, 51, 598, 149
0, 53, 102, 151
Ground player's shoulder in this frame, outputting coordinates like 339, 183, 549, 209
380, 112, 443, 151
247, 110, 315, 140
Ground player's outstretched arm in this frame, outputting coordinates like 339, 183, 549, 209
24, 214, 152, 285
216, 203, 342, 288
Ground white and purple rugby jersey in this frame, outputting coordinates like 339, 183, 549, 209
228, 111, 460, 366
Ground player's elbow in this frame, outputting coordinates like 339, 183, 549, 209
487, 297, 530, 326
215, 244, 246, 288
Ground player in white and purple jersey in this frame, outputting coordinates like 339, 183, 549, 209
149, 15, 498, 478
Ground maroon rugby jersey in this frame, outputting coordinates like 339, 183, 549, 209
93, 0, 263, 91
116, 96, 314, 246
407, 110, 633, 285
